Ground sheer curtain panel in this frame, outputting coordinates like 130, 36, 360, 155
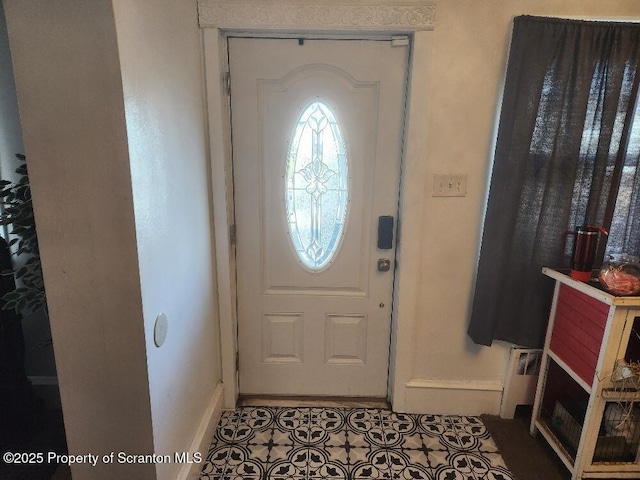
468, 16, 640, 348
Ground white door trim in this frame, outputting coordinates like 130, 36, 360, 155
201, 0, 436, 411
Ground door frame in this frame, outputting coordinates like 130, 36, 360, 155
200, 0, 436, 411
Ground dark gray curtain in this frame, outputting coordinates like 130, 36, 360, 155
468, 16, 640, 348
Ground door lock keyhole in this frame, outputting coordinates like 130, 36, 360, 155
378, 258, 391, 272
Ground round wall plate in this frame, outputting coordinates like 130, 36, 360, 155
154, 313, 168, 347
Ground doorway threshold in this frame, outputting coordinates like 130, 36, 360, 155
238, 395, 390, 410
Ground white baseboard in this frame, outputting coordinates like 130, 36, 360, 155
401, 379, 503, 415
177, 382, 224, 480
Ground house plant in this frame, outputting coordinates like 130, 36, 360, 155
0, 153, 46, 316
0, 153, 45, 446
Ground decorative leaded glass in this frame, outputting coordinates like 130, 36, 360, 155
286, 101, 348, 270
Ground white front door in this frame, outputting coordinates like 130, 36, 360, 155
230, 37, 408, 397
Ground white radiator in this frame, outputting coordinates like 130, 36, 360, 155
499, 347, 542, 419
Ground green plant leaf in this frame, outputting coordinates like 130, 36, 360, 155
2, 291, 20, 301
0, 155, 48, 316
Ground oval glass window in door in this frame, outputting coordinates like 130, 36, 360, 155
286, 101, 349, 271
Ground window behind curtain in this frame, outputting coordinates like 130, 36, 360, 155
608, 98, 640, 256
468, 16, 640, 348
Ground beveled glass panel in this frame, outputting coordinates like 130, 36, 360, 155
286, 101, 348, 270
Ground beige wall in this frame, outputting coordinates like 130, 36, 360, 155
0, 2, 21, 184
4, 1, 221, 479
4, 1, 156, 478
405, 0, 640, 411
1, 4, 59, 404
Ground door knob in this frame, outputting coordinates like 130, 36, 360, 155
378, 258, 391, 272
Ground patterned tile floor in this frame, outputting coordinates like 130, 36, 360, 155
199, 407, 516, 480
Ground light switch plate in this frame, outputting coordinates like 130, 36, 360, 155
433, 173, 468, 197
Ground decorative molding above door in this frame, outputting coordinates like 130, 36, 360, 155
198, 0, 436, 31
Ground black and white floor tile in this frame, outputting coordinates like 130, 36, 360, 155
199, 407, 515, 480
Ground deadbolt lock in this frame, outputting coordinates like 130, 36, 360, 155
377, 258, 391, 272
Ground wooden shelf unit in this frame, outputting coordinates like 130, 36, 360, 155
531, 268, 640, 480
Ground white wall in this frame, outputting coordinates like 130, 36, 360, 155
111, 1, 221, 479
401, 0, 640, 413
4, 1, 221, 479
